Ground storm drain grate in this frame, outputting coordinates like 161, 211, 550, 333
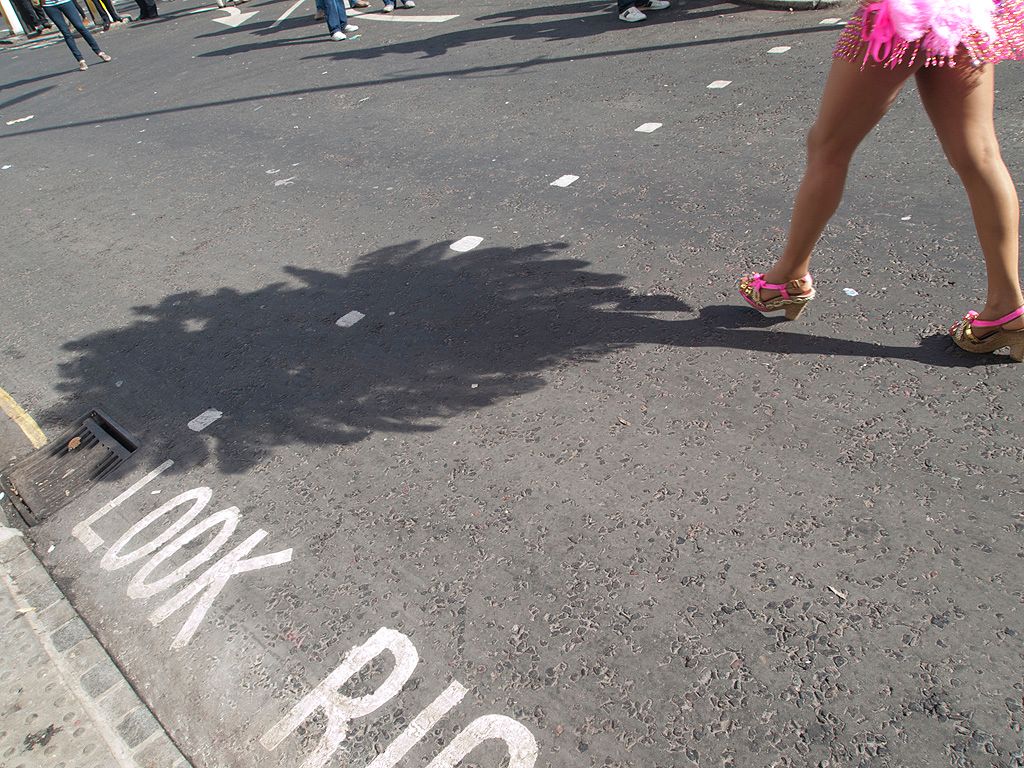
1, 409, 138, 526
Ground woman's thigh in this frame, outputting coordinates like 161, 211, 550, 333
43, 4, 72, 34
915, 62, 1000, 169
810, 57, 921, 158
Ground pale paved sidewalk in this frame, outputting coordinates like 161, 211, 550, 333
0, 516, 190, 768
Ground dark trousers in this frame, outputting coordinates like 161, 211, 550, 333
11, 0, 49, 31
89, 0, 123, 24
134, 0, 156, 18
43, 1, 101, 61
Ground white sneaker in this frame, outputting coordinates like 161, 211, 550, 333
618, 5, 646, 21
331, 29, 346, 39
639, 0, 670, 8
396, 0, 414, 6
344, 22, 357, 30
381, 1, 393, 10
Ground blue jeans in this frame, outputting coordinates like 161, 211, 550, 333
44, 1, 101, 61
321, 0, 347, 33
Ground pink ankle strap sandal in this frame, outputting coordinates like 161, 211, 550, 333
949, 305, 1024, 362
738, 273, 816, 321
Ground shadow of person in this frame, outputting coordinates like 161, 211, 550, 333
195, 0, 763, 61
694, 304, 1007, 368
42, 240, 1003, 476
474, 0, 747, 24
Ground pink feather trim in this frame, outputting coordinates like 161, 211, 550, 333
862, 0, 997, 64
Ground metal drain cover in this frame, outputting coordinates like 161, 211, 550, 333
1, 409, 138, 526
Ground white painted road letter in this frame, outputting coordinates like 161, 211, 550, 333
149, 528, 292, 649
127, 507, 240, 600
366, 681, 468, 768
426, 715, 538, 768
100, 488, 213, 571
73, 461, 174, 552
260, 627, 419, 768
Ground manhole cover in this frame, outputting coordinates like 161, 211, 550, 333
1, 409, 138, 526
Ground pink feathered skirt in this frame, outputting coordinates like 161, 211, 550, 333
834, 0, 1024, 67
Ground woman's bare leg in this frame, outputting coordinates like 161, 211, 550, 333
915, 62, 1024, 329
762, 57, 920, 292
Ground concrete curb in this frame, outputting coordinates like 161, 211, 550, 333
0, 499, 191, 768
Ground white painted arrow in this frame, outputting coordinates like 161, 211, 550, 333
213, 6, 258, 26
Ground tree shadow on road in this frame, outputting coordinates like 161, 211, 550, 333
41, 239, 1005, 475
41, 240, 684, 474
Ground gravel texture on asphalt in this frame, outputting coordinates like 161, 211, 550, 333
1, 1, 1023, 767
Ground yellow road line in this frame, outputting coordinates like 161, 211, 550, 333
0, 387, 48, 449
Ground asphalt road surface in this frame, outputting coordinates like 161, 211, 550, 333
2, 1, 1024, 766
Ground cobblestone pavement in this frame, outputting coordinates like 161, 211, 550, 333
0, 514, 190, 768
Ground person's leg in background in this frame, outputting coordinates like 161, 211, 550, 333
59, 0, 105, 54
617, 0, 668, 22
69, 0, 94, 25
12, 0, 50, 33
43, 3, 86, 62
324, 0, 356, 38
133, 0, 157, 19
83, 0, 111, 30
94, 0, 124, 26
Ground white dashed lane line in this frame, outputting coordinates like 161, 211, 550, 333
635, 122, 662, 133
707, 80, 732, 89
450, 236, 483, 252
187, 410, 223, 432
550, 175, 579, 188
336, 311, 366, 327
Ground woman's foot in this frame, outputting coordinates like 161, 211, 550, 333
78, 60, 89, 70
746, 269, 813, 304
98, 51, 112, 61
950, 304, 1024, 361
973, 302, 1024, 332
738, 271, 816, 320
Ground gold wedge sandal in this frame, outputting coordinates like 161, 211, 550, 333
949, 306, 1024, 362
738, 273, 816, 320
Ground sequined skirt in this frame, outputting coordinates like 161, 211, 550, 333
834, 0, 1024, 67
